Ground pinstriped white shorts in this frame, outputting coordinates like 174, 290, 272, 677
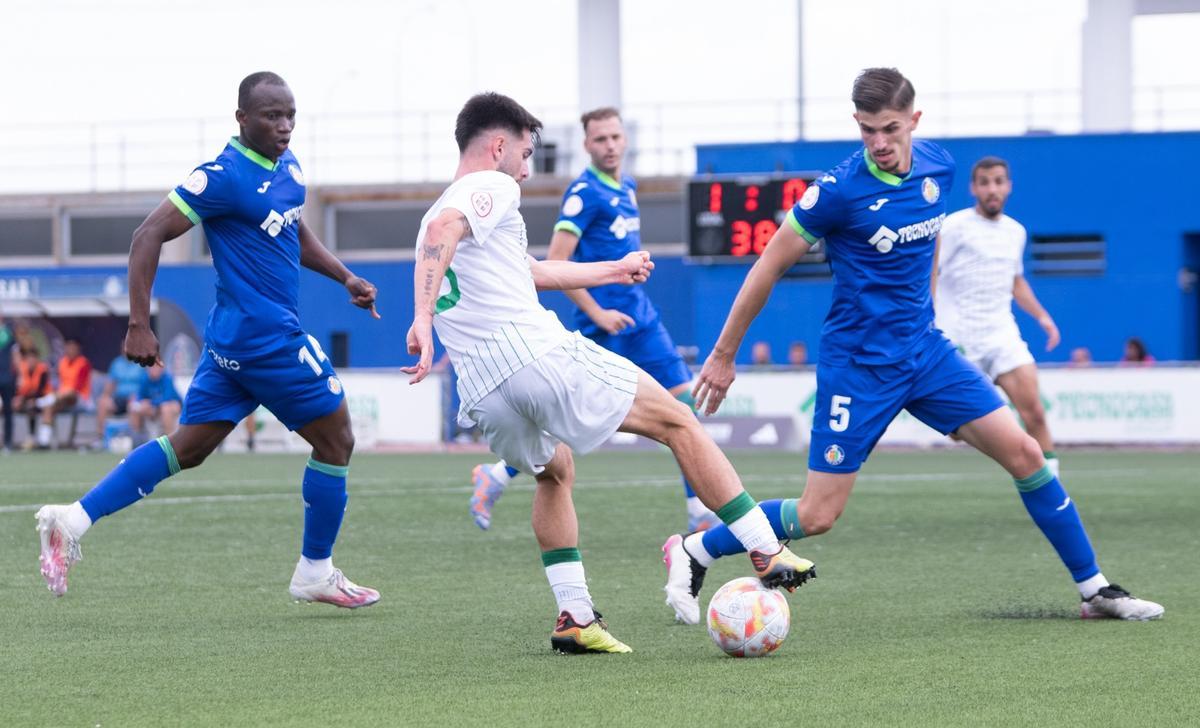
467, 331, 639, 475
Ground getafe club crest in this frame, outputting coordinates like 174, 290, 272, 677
824, 444, 845, 466
288, 164, 306, 186
921, 177, 940, 204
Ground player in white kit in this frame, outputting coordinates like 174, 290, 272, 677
403, 93, 815, 653
935, 156, 1062, 476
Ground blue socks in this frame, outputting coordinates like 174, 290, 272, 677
80, 436, 180, 522
699, 499, 804, 559
302, 458, 349, 560
683, 477, 697, 498
1015, 466, 1099, 582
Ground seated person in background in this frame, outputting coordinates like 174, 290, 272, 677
1119, 337, 1155, 367
95, 354, 145, 446
787, 340, 809, 368
750, 340, 774, 367
13, 347, 51, 449
36, 338, 92, 449
1068, 347, 1092, 368
130, 363, 182, 445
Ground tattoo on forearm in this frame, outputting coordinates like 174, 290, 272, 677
422, 243, 444, 262
423, 268, 435, 300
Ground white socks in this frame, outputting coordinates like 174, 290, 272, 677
1077, 572, 1109, 600
489, 461, 515, 486
727, 507, 780, 554
683, 532, 715, 567
686, 496, 714, 522
545, 561, 594, 623
65, 502, 93, 539
37, 423, 53, 447
294, 556, 334, 583
1046, 457, 1061, 479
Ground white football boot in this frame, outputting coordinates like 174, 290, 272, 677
36, 505, 83, 596
661, 534, 706, 625
1080, 584, 1164, 621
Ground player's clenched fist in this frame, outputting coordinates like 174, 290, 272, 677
345, 275, 381, 319
618, 250, 654, 283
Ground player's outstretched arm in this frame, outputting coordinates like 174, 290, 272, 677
402, 209, 468, 384
125, 199, 195, 366
298, 221, 380, 319
693, 224, 811, 415
1013, 274, 1059, 350
530, 251, 653, 291
546, 229, 635, 334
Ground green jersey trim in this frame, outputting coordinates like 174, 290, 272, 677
785, 210, 819, 245
553, 220, 583, 237
863, 148, 910, 187
435, 268, 461, 313
588, 164, 622, 191
168, 191, 201, 225
229, 136, 279, 171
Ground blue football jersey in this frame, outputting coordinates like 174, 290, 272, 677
168, 137, 307, 358
786, 139, 955, 365
553, 165, 657, 335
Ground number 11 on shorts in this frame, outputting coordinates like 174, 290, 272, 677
830, 395, 852, 432
298, 334, 329, 376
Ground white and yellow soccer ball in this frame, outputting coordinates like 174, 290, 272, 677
706, 577, 790, 657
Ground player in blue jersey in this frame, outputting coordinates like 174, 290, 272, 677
34, 72, 381, 609
468, 107, 718, 533
660, 68, 1163, 624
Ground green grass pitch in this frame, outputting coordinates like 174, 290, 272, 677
1, 449, 1196, 726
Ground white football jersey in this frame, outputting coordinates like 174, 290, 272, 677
935, 208, 1028, 345
416, 170, 570, 414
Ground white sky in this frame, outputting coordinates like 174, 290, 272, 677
0, 0, 1196, 191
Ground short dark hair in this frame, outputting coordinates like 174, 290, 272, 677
238, 71, 288, 110
852, 68, 915, 113
454, 93, 543, 152
971, 156, 1010, 182
580, 106, 621, 132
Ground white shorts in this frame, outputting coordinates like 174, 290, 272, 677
467, 332, 639, 475
958, 329, 1035, 381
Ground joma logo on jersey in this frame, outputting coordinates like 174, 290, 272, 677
867, 213, 946, 253
259, 205, 304, 238
609, 215, 640, 240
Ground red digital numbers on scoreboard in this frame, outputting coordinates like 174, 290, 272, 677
781, 178, 808, 210
688, 174, 817, 259
731, 220, 752, 256
708, 182, 722, 214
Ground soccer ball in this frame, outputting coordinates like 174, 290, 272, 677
706, 577, 790, 657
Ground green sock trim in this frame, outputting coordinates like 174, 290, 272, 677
541, 547, 582, 567
780, 498, 806, 540
1043, 451, 1058, 460
716, 491, 756, 525
1014, 465, 1054, 493
307, 457, 349, 478
674, 389, 697, 412
156, 436, 181, 475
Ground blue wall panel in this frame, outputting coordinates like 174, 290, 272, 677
696, 132, 1200, 363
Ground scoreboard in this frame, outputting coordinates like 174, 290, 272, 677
687, 174, 827, 271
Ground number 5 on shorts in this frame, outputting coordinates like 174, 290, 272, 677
829, 394, 852, 432
298, 334, 329, 376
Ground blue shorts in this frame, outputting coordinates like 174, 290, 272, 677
588, 319, 691, 391
181, 333, 345, 432
808, 338, 1004, 473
